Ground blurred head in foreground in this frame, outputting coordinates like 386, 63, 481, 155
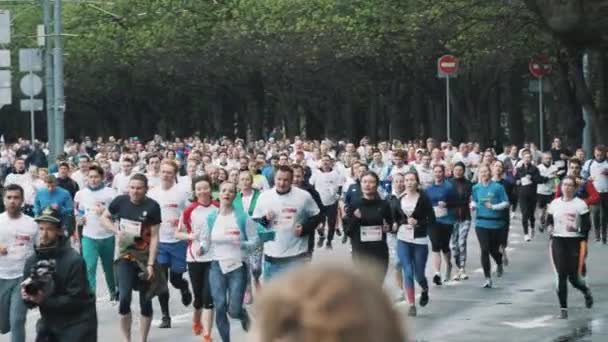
252, 264, 406, 342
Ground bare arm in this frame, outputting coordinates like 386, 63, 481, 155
100, 208, 118, 234
148, 224, 160, 267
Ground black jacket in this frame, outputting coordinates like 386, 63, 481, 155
515, 163, 547, 195
450, 177, 472, 221
388, 192, 435, 239
23, 236, 97, 340
298, 183, 324, 237
56, 176, 80, 199
345, 196, 393, 248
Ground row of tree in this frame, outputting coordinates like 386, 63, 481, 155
0, 0, 606, 149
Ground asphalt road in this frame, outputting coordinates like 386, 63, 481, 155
6, 215, 608, 342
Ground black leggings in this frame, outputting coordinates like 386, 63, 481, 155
551, 237, 589, 309
429, 223, 453, 253
475, 228, 503, 278
158, 265, 189, 317
322, 202, 339, 242
188, 262, 214, 310
519, 192, 537, 234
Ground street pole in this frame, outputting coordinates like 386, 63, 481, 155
446, 75, 451, 141
539, 77, 543, 150
53, 0, 64, 156
42, 0, 54, 159
29, 69, 35, 141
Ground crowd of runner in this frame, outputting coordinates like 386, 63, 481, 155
0, 134, 605, 341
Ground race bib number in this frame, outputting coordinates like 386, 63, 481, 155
397, 224, 414, 242
521, 176, 532, 186
120, 218, 142, 238
434, 206, 447, 218
555, 160, 566, 168
219, 259, 243, 274
360, 225, 382, 242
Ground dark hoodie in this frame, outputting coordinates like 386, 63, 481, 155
450, 176, 473, 221
23, 236, 97, 341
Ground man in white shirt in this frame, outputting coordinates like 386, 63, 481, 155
74, 165, 117, 299
148, 160, 192, 329
310, 155, 342, 249
0, 184, 38, 342
4, 158, 35, 216
415, 153, 434, 189
70, 154, 91, 190
112, 157, 137, 195
145, 153, 162, 190
253, 166, 321, 280
584, 145, 608, 243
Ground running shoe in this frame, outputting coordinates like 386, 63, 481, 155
452, 270, 462, 281
503, 250, 509, 266
525, 234, 531, 242
408, 305, 417, 317
159, 316, 171, 329
585, 291, 594, 309
559, 309, 568, 319
326, 240, 333, 250
341, 234, 348, 244
433, 274, 442, 286
459, 269, 469, 280
192, 321, 203, 336
496, 264, 504, 278
336, 228, 342, 237
317, 236, 325, 248
482, 279, 492, 289
419, 291, 429, 307
181, 286, 193, 307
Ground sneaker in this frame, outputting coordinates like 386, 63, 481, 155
159, 316, 171, 329
452, 270, 462, 281
419, 291, 429, 307
444, 264, 453, 283
482, 279, 492, 289
326, 240, 333, 250
433, 274, 442, 286
525, 234, 531, 242
341, 234, 348, 244
496, 264, 504, 278
203, 334, 212, 342
192, 321, 203, 336
460, 269, 469, 280
407, 305, 417, 317
110, 292, 119, 302
560, 309, 568, 319
241, 310, 251, 332
336, 229, 342, 237
317, 236, 325, 248
181, 286, 193, 307
585, 291, 594, 309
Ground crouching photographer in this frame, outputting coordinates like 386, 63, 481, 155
21, 207, 97, 341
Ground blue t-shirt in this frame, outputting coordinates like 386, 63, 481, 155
425, 180, 456, 225
472, 181, 508, 229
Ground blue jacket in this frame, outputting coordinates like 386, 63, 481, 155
425, 180, 457, 225
34, 187, 73, 218
472, 181, 509, 229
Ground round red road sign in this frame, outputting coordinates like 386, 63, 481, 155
529, 54, 552, 78
438, 55, 458, 75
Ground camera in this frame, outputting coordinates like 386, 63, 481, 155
21, 259, 56, 307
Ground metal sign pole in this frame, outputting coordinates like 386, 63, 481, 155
539, 76, 543, 150
446, 75, 451, 141
29, 69, 35, 141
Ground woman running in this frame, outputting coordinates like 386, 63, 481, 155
547, 175, 594, 319
345, 171, 393, 283
492, 160, 515, 266
390, 171, 435, 316
425, 165, 457, 285
175, 175, 218, 341
472, 164, 509, 288
450, 162, 473, 280
234, 170, 262, 303
199, 181, 261, 342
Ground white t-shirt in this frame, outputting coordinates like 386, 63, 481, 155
588, 159, 608, 193
112, 172, 135, 195
178, 175, 193, 198
4, 173, 35, 205
548, 197, 589, 238
390, 165, 411, 179
414, 165, 434, 189
205, 212, 256, 263
0, 213, 38, 279
253, 187, 320, 258
146, 174, 161, 190
149, 184, 189, 243
71, 170, 88, 190
397, 194, 428, 245
74, 187, 117, 239
310, 169, 342, 206
537, 164, 559, 195
187, 203, 216, 262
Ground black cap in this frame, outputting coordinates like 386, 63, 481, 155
35, 207, 62, 225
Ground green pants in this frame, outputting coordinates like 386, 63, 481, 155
82, 236, 116, 296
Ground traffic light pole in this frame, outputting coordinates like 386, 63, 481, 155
42, 0, 54, 160
53, 0, 64, 156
